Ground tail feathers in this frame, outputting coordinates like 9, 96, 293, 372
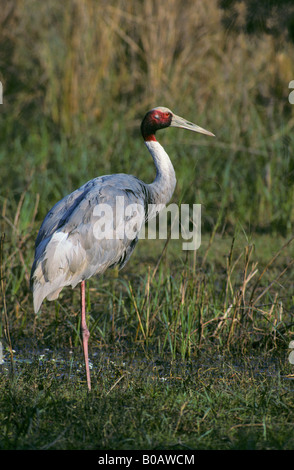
31, 231, 85, 312
32, 280, 67, 313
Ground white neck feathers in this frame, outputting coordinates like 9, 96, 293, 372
145, 140, 177, 206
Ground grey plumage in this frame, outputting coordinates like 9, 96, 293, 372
30, 107, 214, 391
30, 106, 214, 316
30, 174, 152, 313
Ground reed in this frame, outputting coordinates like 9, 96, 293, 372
0, 0, 293, 449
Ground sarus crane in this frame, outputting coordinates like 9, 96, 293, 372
30, 107, 214, 390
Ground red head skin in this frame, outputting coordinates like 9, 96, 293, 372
141, 108, 173, 141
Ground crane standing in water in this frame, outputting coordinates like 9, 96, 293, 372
30, 107, 214, 390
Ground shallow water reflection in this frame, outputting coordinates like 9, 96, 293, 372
1, 345, 294, 392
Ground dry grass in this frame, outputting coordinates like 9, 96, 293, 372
0, 0, 293, 355
1, 0, 294, 132
0, 2, 294, 450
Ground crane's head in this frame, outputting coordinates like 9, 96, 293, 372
141, 106, 215, 141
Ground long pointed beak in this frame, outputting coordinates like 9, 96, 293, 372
170, 113, 215, 137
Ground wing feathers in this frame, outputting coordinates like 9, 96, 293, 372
31, 174, 150, 311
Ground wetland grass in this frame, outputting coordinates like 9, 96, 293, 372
0, 0, 294, 450
1, 347, 294, 450
1, 228, 293, 450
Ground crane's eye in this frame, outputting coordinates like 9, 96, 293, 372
164, 112, 170, 118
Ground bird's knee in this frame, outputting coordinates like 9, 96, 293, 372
81, 324, 90, 340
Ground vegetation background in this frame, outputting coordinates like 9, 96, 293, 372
0, 0, 294, 450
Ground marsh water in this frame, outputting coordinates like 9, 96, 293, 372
2, 344, 293, 390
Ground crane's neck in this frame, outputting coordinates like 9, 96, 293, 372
145, 140, 176, 206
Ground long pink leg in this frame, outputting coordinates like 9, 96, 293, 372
81, 280, 91, 391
